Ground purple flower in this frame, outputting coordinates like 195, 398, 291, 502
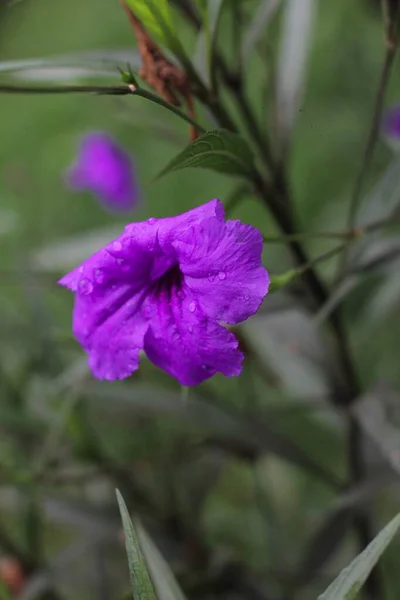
58, 199, 269, 386
382, 104, 400, 140
66, 132, 139, 212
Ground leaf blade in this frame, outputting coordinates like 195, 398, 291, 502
116, 490, 158, 600
318, 513, 400, 600
157, 129, 255, 179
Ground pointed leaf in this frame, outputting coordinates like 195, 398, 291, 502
116, 490, 157, 600
157, 129, 255, 179
318, 513, 400, 600
136, 521, 188, 600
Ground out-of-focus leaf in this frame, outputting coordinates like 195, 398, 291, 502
136, 521, 188, 600
83, 382, 340, 487
352, 385, 400, 478
116, 490, 157, 600
241, 307, 331, 398
193, 0, 225, 85
355, 154, 400, 228
157, 129, 255, 179
124, 0, 178, 52
318, 513, 400, 600
242, 0, 281, 63
0, 50, 140, 81
275, 0, 317, 153
33, 226, 123, 271
0, 209, 19, 236
290, 477, 394, 594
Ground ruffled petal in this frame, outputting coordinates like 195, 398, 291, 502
175, 218, 269, 324
58, 229, 170, 380
143, 283, 243, 386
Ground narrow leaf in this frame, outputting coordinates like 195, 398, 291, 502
276, 0, 317, 153
242, 0, 281, 63
136, 520, 188, 600
157, 129, 255, 179
116, 490, 157, 600
318, 513, 400, 600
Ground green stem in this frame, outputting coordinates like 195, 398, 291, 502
0, 83, 206, 134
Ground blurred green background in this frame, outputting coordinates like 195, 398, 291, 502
0, 1, 400, 600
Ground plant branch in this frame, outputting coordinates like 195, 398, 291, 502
0, 82, 206, 133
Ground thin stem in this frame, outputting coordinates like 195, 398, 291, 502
339, 3, 400, 277
0, 83, 206, 133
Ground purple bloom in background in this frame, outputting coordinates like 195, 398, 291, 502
66, 132, 139, 212
382, 104, 400, 141
59, 199, 269, 386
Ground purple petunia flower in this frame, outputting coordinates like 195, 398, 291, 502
382, 104, 400, 142
58, 199, 269, 386
66, 132, 139, 212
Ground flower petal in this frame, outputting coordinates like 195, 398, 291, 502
143, 284, 243, 386
175, 218, 269, 324
66, 132, 139, 212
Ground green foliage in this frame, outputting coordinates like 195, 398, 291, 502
157, 129, 256, 179
116, 489, 158, 600
318, 514, 400, 600
123, 0, 177, 50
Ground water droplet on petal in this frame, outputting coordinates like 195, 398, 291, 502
144, 305, 152, 315
218, 271, 227, 280
79, 278, 93, 295
95, 269, 105, 283
177, 290, 186, 300
148, 217, 157, 225
189, 301, 196, 313
188, 325, 194, 333
244, 294, 250, 301
117, 258, 124, 265
113, 240, 122, 252
238, 281, 243, 286
208, 272, 216, 282
78, 266, 84, 274
172, 331, 180, 341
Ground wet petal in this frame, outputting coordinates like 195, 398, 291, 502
175, 219, 269, 324
143, 283, 243, 386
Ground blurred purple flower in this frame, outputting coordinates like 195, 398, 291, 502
58, 199, 269, 386
66, 132, 139, 212
382, 104, 400, 141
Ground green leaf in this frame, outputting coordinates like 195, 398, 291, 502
136, 520, 188, 600
157, 129, 255, 179
318, 513, 400, 600
124, 0, 177, 51
116, 489, 158, 600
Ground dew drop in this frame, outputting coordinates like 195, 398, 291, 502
148, 217, 157, 225
95, 269, 105, 283
244, 294, 250, 301
78, 266, 84, 274
238, 281, 243, 286
208, 272, 216, 282
172, 331, 180, 341
188, 325, 194, 333
113, 240, 122, 252
117, 258, 124, 265
144, 305, 152, 315
177, 290, 186, 300
188, 301, 196, 313
79, 278, 93, 295
218, 271, 227, 280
